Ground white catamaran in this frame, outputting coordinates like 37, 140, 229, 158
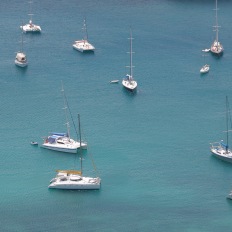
210, 0, 223, 55
73, 18, 95, 52
20, 1, 41, 33
122, 29, 137, 91
48, 114, 101, 190
210, 96, 232, 163
42, 85, 87, 153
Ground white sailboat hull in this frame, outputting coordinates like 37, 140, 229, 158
200, 64, 210, 74
211, 148, 232, 163
15, 59, 28, 67
49, 176, 101, 190
122, 79, 137, 91
210, 142, 232, 163
210, 41, 224, 55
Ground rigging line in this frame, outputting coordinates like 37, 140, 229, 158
87, 144, 100, 177
63, 91, 79, 139
227, 97, 232, 129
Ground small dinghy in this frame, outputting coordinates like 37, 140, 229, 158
202, 48, 210, 52
31, 141, 38, 145
110, 80, 119, 84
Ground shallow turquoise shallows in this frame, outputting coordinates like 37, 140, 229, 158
1, 0, 232, 231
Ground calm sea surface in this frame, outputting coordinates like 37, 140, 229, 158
1, 0, 232, 231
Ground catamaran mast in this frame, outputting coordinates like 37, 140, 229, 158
226, 96, 229, 153
28, 1, 33, 22
83, 18, 88, 41
78, 114, 83, 175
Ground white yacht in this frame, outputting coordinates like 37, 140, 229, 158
15, 29, 28, 68
42, 132, 86, 153
15, 52, 28, 67
122, 30, 137, 91
210, 0, 223, 55
73, 18, 95, 52
48, 114, 101, 190
20, 1, 41, 33
210, 96, 232, 163
42, 85, 87, 153
200, 64, 210, 74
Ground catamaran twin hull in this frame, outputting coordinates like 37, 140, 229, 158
41, 142, 87, 153
21, 24, 41, 33
73, 40, 95, 52
49, 177, 101, 190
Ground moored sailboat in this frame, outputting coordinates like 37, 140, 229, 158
48, 114, 101, 190
41, 84, 87, 153
210, 96, 232, 163
73, 18, 95, 52
122, 29, 137, 91
20, 1, 41, 33
15, 27, 28, 68
210, 0, 223, 55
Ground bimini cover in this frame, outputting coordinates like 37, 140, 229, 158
51, 132, 68, 137
47, 136, 56, 143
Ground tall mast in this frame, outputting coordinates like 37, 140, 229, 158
28, 1, 33, 22
127, 29, 134, 80
21, 27, 24, 53
78, 114, 83, 175
130, 29, 133, 78
226, 96, 229, 153
215, 0, 219, 44
61, 83, 70, 139
83, 18, 88, 41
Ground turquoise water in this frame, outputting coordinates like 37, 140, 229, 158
1, 0, 232, 231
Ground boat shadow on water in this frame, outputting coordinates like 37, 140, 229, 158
122, 86, 137, 96
211, 52, 223, 59
15, 65, 28, 75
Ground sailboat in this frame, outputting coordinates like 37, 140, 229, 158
122, 29, 137, 91
200, 54, 210, 74
210, 0, 223, 55
48, 114, 101, 190
41, 85, 87, 153
20, 1, 41, 33
73, 18, 95, 52
210, 96, 232, 163
15, 27, 28, 67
